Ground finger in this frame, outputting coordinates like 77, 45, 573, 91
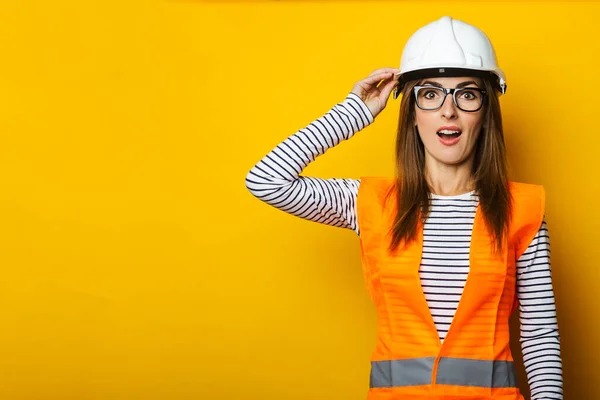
369, 67, 401, 76
380, 78, 399, 99
363, 71, 397, 86
375, 72, 400, 88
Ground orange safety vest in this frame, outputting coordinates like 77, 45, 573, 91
356, 177, 545, 400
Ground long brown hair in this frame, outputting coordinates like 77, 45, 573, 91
388, 78, 512, 254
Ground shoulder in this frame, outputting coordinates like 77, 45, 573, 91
358, 176, 396, 193
359, 176, 395, 187
508, 180, 546, 217
357, 176, 396, 204
509, 181, 545, 199
507, 181, 546, 257
356, 176, 396, 230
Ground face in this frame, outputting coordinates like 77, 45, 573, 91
414, 77, 485, 167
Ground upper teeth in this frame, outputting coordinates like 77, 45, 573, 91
439, 129, 460, 135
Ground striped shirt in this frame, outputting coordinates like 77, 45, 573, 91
245, 92, 563, 399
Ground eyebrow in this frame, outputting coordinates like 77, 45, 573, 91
422, 80, 480, 88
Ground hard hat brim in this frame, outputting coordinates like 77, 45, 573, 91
394, 67, 507, 100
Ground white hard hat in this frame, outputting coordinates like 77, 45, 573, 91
394, 16, 507, 99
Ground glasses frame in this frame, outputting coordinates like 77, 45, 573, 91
413, 85, 487, 112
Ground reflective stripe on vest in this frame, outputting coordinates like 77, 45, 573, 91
370, 358, 517, 388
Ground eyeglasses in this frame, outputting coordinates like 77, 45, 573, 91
413, 85, 486, 112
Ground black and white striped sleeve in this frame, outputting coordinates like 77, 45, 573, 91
516, 219, 563, 400
245, 92, 373, 234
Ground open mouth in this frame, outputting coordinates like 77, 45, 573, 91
436, 129, 462, 139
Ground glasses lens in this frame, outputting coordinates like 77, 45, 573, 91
456, 88, 483, 111
416, 87, 445, 110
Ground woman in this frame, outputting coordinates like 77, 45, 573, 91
245, 16, 562, 400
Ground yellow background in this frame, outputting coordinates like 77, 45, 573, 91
0, 1, 595, 399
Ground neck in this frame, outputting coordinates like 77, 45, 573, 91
424, 153, 476, 196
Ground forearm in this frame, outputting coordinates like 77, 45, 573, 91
245, 93, 373, 232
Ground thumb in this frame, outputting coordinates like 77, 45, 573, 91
380, 79, 399, 104
379, 80, 398, 108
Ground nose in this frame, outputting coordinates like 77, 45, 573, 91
440, 92, 458, 119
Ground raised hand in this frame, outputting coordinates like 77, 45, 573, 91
350, 68, 401, 118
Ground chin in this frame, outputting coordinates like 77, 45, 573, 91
430, 151, 470, 166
